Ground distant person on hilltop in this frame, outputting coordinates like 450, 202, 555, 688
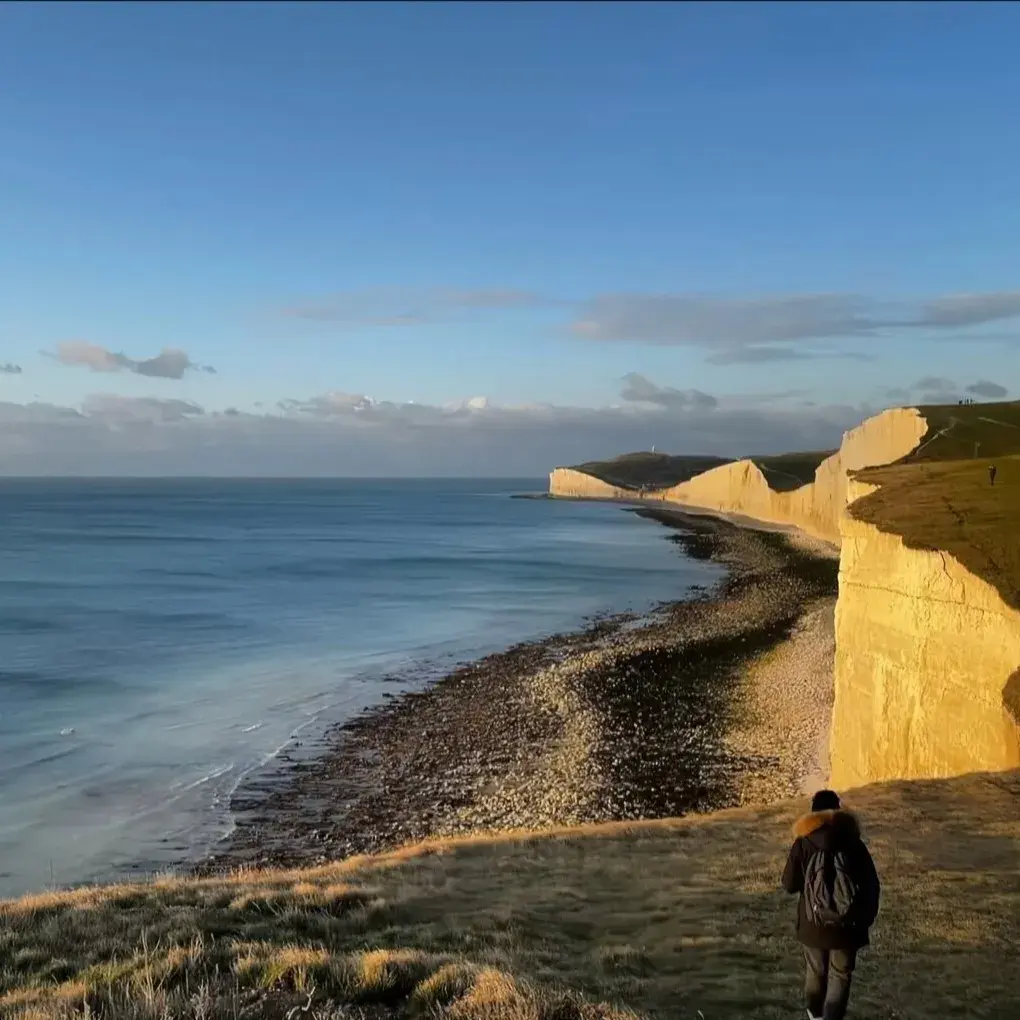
782, 790, 881, 1020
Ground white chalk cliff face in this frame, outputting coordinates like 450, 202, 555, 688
831, 478, 1020, 786
547, 468, 635, 501
549, 407, 1020, 787
655, 408, 928, 545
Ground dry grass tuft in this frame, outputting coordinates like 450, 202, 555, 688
2, 770, 1018, 1019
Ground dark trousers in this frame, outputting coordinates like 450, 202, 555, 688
803, 946, 857, 1020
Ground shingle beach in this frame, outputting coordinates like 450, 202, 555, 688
201, 507, 839, 873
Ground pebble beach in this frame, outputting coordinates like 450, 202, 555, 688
202, 507, 839, 873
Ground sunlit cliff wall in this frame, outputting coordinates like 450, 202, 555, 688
830, 478, 1020, 786
547, 468, 636, 501
549, 407, 1020, 787
656, 407, 928, 545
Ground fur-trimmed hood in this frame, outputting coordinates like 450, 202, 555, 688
793, 809, 861, 841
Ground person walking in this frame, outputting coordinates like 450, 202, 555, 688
782, 790, 881, 1020
989, 464, 997, 486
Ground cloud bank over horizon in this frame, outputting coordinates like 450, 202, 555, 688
6, 282, 1016, 476
0, 370, 1010, 477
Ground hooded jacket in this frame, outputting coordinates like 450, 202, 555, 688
781, 809, 881, 950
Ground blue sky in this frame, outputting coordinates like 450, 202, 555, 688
1, 2, 1019, 474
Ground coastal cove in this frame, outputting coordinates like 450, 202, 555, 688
200, 507, 838, 874
0, 479, 721, 898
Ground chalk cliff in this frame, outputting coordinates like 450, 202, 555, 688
830, 477, 1020, 786
550, 406, 1020, 788
547, 468, 636, 501
657, 407, 928, 544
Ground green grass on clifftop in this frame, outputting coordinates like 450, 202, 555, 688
571, 450, 834, 493
749, 451, 836, 491
903, 399, 1020, 463
571, 453, 732, 490
852, 455, 1020, 611
4, 770, 1018, 1019
852, 400, 1020, 610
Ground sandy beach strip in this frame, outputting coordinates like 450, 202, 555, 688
198, 507, 838, 874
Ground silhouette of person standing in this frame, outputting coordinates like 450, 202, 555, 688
989, 465, 997, 486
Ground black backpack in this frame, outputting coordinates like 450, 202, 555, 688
804, 847, 860, 928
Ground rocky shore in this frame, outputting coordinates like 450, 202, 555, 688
200, 508, 838, 873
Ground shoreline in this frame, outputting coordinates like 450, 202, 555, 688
197, 507, 838, 874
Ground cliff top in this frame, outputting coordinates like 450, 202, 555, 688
901, 398, 1020, 463
4, 768, 1017, 1019
570, 452, 733, 490
852, 399, 1020, 610
570, 449, 834, 493
852, 455, 1020, 610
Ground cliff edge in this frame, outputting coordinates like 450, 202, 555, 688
655, 407, 927, 544
550, 403, 1020, 788
831, 475, 1020, 785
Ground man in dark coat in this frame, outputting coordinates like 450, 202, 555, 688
782, 789, 881, 1020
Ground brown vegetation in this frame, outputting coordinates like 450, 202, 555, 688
4, 770, 1018, 1020
852, 455, 1020, 610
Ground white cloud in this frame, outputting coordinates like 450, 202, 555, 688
966, 379, 1009, 399
281, 287, 550, 325
918, 292, 1020, 328
706, 346, 813, 365
82, 394, 206, 423
48, 342, 215, 379
619, 373, 718, 411
899, 377, 1009, 402
0, 385, 869, 476
913, 376, 957, 392
571, 293, 874, 348
568, 289, 1020, 357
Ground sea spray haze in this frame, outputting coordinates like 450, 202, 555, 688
0, 478, 720, 897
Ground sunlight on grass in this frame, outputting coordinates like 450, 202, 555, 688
1, 770, 1017, 1019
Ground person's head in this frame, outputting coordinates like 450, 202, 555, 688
811, 789, 841, 812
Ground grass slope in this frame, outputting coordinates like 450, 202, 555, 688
4, 770, 1018, 1020
749, 451, 835, 492
902, 399, 1020, 463
571, 454, 732, 491
852, 400, 1020, 611
571, 451, 834, 494
852, 456, 1020, 611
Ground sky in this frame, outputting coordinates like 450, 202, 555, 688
1, 1, 1019, 475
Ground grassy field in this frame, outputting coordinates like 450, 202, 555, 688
851, 400, 1020, 612
903, 400, 1020, 463
4, 769, 1018, 1020
852, 455, 1020, 611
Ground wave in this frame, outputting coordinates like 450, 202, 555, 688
169, 762, 236, 796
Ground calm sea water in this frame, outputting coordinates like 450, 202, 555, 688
0, 479, 720, 897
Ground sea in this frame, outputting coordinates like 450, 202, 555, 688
0, 478, 721, 898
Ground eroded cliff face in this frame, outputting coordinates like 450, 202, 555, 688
657, 407, 928, 544
550, 407, 1020, 788
548, 468, 636, 501
831, 479, 1020, 786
